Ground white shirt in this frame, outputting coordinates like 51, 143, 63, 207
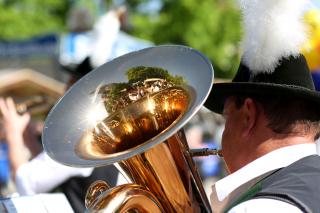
15, 152, 128, 196
15, 152, 93, 195
90, 11, 120, 68
210, 143, 317, 212
59, 10, 120, 69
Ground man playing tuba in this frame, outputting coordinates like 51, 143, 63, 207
205, 0, 320, 212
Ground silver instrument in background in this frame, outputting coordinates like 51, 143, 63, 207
0, 95, 56, 117
0, 95, 56, 139
42, 45, 221, 212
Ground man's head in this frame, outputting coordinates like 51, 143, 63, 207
233, 95, 320, 138
221, 94, 320, 173
205, 56, 320, 172
204, 0, 320, 172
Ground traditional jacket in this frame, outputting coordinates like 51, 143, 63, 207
226, 155, 320, 212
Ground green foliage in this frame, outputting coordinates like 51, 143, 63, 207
101, 82, 128, 113
107, 83, 129, 98
101, 66, 186, 112
0, 0, 69, 40
126, 66, 186, 85
105, 82, 128, 103
129, 0, 242, 78
0, 0, 242, 78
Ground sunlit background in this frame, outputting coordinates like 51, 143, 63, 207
0, 0, 243, 79
0, 0, 319, 209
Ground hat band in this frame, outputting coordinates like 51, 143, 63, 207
233, 55, 315, 91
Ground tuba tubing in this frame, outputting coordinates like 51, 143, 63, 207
78, 85, 214, 212
85, 129, 213, 213
86, 182, 165, 213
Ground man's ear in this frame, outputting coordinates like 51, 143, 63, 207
242, 98, 257, 137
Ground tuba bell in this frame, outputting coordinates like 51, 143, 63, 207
42, 45, 219, 212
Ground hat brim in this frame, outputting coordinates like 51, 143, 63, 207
204, 82, 320, 114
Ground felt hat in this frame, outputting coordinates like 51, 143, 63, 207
204, 0, 320, 114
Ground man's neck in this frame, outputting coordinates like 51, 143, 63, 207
228, 135, 315, 173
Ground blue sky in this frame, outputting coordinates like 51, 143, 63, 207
311, 0, 320, 8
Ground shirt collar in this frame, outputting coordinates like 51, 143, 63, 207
213, 143, 317, 202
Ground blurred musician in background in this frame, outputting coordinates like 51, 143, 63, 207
0, 78, 122, 213
0, 7, 131, 213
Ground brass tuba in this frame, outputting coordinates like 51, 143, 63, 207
42, 45, 220, 212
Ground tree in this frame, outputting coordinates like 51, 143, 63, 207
0, 0, 242, 78
126, 66, 185, 85
0, 0, 70, 40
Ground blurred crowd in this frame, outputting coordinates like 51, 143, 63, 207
185, 108, 226, 198
0, 6, 147, 212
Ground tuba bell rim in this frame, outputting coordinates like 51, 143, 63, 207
42, 45, 214, 167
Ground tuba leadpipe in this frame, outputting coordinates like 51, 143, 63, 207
190, 148, 223, 157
